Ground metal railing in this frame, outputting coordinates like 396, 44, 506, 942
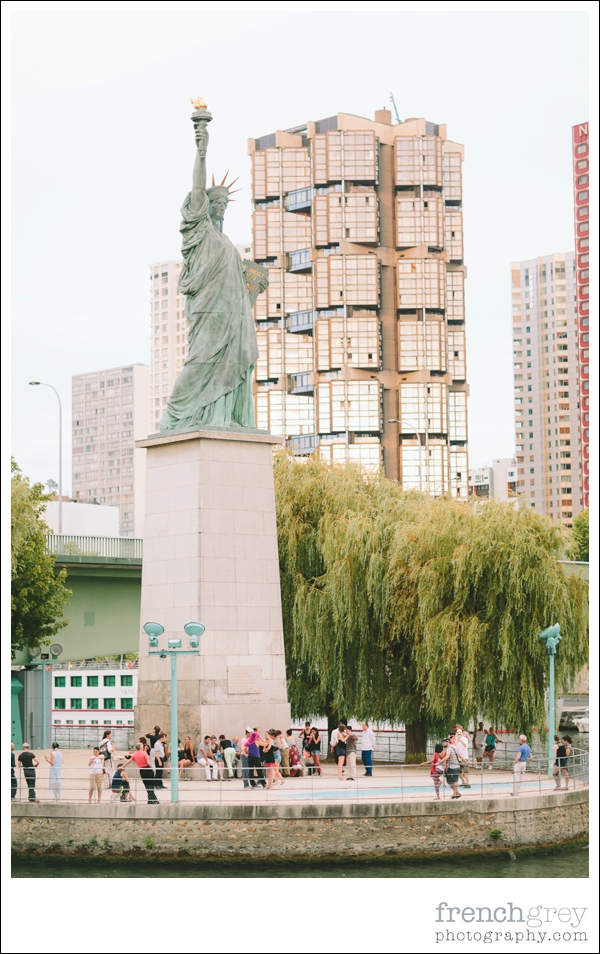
50, 726, 136, 750
10, 750, 588, 806
46, 535, 143, 560
288, 732, 586, 768
53, 657, 139, 671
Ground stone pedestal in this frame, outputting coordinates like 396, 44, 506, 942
134, 429, 290, 742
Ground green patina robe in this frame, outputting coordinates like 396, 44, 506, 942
159, 190, 259, 432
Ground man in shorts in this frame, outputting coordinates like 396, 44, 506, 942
88, 746, 106, 803
473, 722, 486, 761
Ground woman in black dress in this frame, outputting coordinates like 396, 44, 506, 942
178, 736, 195, 780
554, 735, 572, 791
336, 725, 348, 780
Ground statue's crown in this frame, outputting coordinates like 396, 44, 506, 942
208, 172, 241, 201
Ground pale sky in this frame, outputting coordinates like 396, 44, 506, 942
8, 1, 592, 492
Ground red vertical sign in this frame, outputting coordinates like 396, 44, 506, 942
572, 123, 589, 510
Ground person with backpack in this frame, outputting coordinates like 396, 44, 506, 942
438, 734, 467, 799
99, 730, 115, 779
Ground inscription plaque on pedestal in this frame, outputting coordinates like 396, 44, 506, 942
228, 666, 262, 695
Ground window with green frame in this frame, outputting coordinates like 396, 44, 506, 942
87, 698, 99, 709
55, 698, 66, 709
120, 698, 133, 709
87, 675, 98, 687
54, 676, 66, 688
70, 698, 82, 709
104, 698, 116, 709
120, 674, 133, 687
70, 676, 82, 687
103, 675, 116, 687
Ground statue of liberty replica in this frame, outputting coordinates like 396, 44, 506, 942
159, 98, 267, 433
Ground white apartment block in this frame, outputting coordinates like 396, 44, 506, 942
71, 364, 151, 536
52, 662, 138, 728
469, 457, 517, 502
511, 253, 582, 526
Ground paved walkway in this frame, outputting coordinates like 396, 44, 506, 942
11, 750, 585, 807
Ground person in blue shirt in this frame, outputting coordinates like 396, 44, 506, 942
111, 763, 135, 802
511, 734, 532, 794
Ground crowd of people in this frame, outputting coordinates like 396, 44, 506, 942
174, 721, 377, 792
10, 722, 577, 804
419, 724, 576, 800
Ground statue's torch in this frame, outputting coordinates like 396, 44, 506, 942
190, 97, 212, 154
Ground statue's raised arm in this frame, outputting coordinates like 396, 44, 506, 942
157, 99, 262, 435
190, 101, 210, 213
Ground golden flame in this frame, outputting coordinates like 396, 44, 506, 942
190, 96, 208, 109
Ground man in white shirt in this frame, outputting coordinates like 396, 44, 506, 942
361, 722, 376, 777
197, 735, 218, 781
473, 722, 486, 760
455, 726, 471, 788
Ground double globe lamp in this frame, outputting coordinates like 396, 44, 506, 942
143, 620, 205, 803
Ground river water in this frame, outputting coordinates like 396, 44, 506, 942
12, 847, 587, 879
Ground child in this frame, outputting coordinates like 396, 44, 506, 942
421, 744, 445, 800
111, 762, 135, 802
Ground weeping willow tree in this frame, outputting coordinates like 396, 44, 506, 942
274, 453, 588, 759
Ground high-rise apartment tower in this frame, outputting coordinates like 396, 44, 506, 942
511, 253, 582, 525
71, 364, 150, 536
572, 122, 589, 510
247, 109, 469, 494
148, 260, 185, 432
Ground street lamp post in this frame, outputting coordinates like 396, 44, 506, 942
143, 621, 205, 804
29, 381, 63, 534
539, 623, 561, 777
28, 644, 63, 749
387, 419, 424, 492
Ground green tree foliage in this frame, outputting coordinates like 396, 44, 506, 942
274, 454, 588, 757
568, 509, 589, 562
11, 459, 71, 656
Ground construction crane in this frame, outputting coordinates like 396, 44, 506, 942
390, 92, 402, 124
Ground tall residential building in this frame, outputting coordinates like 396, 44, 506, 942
71, 364, 151, 536
511, 253, 582, 526
247, 109, 469, 494
148, 260, 185, 432
572, 122, 589, 510
469, 458, 517, 502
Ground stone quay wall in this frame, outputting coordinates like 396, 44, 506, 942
11, 791, 587, 862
